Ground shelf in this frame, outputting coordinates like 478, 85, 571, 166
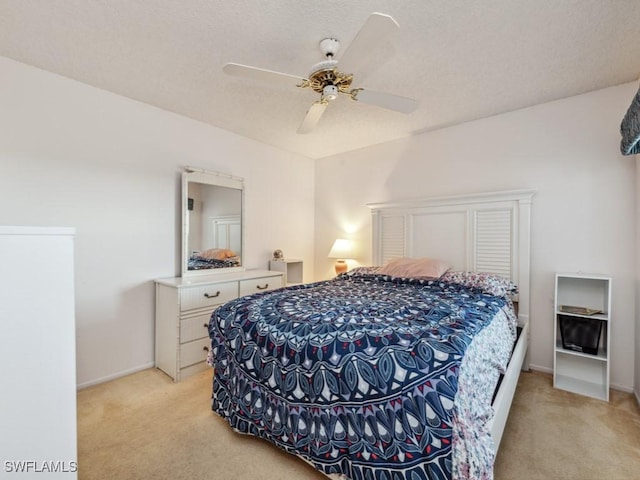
554, 374, 608, 401
554, 273, 611, 402
555, 310, 609, 322
555, 340, 607, 361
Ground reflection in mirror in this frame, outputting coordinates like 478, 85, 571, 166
182, 168, 244, 277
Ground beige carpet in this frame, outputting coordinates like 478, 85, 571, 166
77, 369, 640, 480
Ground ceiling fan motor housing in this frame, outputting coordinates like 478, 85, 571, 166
319, 38, 340, 58
305, 64, 354, 96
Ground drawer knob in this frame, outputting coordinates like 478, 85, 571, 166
256, 284, 269, 290
204, 291, 221, 298
203, 323, 209, 328
203, 346, 209, 352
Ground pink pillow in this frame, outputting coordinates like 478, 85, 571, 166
199, 248, 236, 260
377, 257, 451, 279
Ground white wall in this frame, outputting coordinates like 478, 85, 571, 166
0, 56, 315, 387
315, 83, 637, 392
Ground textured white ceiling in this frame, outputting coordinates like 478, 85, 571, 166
1, 0, 640, 159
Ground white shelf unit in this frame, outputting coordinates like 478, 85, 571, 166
1, 227, 78, 476
269, 259, 303, 285
553, 273, 611, 401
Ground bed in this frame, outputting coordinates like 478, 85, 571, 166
208, 190, 534, 480
187, 254, 240, 270
188, 248, 241, 270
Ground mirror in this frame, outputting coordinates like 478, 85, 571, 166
182, 168, 244, 277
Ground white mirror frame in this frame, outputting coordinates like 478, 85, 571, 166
181, 167, 245, 277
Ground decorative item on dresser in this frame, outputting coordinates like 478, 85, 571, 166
269, 258, 303, 286
554, 272, 611, 401
155, 270, 283, 382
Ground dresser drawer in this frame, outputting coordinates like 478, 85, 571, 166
180, 313, 212, 343
180, 337, 211, 368
180, 281, 238, 311
239, 275, 282, 297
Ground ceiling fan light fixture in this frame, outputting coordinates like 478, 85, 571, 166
322, 85, 338, 101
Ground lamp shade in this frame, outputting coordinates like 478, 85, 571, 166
328, 239, 352, 259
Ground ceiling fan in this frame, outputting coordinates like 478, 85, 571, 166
222, 12, 419, 134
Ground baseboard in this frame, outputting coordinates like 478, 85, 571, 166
528, 364, 553, 375
77, 362, 155, 390
610, 382, 634, 394
635, 390, 640, 408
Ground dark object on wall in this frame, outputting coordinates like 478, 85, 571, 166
188, 198, 194, 211
620, 85, 640, 155
559, 314, 603, 355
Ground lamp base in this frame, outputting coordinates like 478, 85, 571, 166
334, 259, 347, 275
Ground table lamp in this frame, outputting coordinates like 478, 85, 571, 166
328, 238, 352, 275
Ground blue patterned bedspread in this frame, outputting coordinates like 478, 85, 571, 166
188, 255, 240, 270
208, 271, 515, 480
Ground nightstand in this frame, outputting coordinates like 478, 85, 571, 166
269, 259, 303, 286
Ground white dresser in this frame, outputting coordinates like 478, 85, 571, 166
155, 269, 284, 381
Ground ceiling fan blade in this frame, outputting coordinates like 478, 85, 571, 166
223, 63, 306, 88
352, 89, 419, 114
297, 101, 328, 134
338, 13, 400, 75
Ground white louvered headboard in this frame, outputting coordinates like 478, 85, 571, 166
368, 190, 535, 324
